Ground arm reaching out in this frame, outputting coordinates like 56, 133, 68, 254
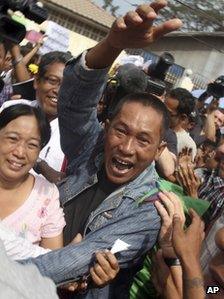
86, 1, 182, 69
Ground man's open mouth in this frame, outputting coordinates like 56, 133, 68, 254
111, 157, 134, 171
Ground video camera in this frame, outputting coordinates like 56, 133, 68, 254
98, 52, 174, 122
146, 52, 174, 96
0, 0, 48, 44
207, 76, 224, 99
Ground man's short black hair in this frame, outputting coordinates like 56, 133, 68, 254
168, 87, 195, 116
37, 51, 72, 78
109, 92, 170, 140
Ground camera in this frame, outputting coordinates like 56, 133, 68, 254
146, 52, 174, 96
99, 52, 174, 122
0, 0, 48, 44
207, 76, 224, 99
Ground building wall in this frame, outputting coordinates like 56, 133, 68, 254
146, 36, 224, 82
44, 6, 108, 56
68, 31, 97, 56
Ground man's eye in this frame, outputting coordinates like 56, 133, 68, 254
138, 139, 149, 145
116, 128, 126, 134
49, 79, 58, 84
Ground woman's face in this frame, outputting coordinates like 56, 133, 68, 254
0, 115, 41, 183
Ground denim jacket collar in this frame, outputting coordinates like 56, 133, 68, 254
83, 156, 158, 235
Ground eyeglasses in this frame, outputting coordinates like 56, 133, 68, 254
43, 76, 62, 87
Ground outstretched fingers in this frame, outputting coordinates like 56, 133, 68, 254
152, 19, 182, 41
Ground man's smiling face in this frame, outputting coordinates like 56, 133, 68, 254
104, 101, 165, 184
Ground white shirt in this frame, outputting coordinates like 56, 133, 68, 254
0, 222, 50, 260
39, 118, 64, 171
176, 130, 197, 161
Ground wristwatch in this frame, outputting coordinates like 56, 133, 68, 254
164, 257, 181, 267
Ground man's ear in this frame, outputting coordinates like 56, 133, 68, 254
155, 141, 167, 160
105, 119, 110, 132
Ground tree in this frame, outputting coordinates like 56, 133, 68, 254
159, 0, 224, 32
102, 0, 119, 17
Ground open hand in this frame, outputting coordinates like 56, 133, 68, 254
155, 191, 185, 258
172, 209, 205, 262
106, 0, 182, 50
175, 164, 201, 198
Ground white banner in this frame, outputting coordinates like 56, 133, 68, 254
39, 21, 69, 54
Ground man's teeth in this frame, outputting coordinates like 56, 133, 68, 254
113, 158, 133, 169
116, 158, 130, 166
50, 98, 57, 103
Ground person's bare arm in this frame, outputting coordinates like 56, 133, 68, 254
181, 258, 205, 299
34, 159, 65, 184
10, 44, 30, 82
152, 249, 182, 299
40, 233, 63, 250
22, 43, 41, 66
204, 111, 216, 142
153, 191, 185, 299
156, 146, 176, 178
172, 210, 205, 299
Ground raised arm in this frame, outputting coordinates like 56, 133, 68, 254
10, 44, 31, 82
58, 0, 182, 165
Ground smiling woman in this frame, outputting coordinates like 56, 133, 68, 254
0, 104, 65, 253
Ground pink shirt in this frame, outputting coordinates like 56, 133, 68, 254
2, 175, 65, 244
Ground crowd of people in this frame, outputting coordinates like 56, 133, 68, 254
0, 1, 223, 298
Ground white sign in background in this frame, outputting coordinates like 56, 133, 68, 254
39, 21, 70, 54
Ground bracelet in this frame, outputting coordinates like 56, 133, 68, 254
164, 257, 181, 267
12, 55, 23, 66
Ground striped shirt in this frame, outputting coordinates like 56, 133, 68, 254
198, 170, 224, 222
